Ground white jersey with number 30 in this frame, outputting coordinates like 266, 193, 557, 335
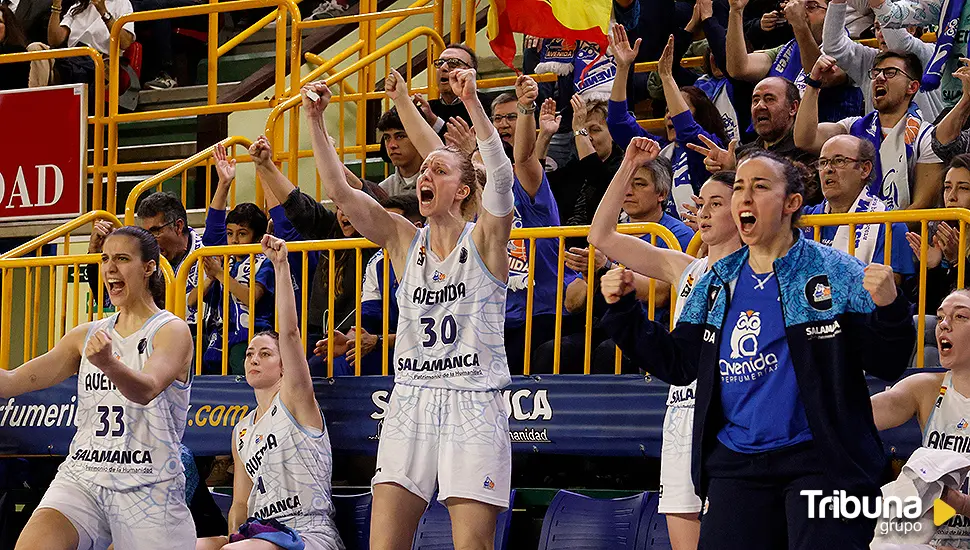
394, 223, 510, 391
59, 310, 190, 491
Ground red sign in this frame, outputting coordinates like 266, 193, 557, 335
0, 84, 86, 222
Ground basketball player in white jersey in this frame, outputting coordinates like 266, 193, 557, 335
300, 63, 514, 550
196, 234, 342, 550
0, 226, 195, 550
589, 136, 742, 550
871, 288, 970, 549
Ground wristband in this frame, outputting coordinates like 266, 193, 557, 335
517, 102, 536, 114
804, 75, 823, 89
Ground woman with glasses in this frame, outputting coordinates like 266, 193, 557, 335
793, 51, 945, 210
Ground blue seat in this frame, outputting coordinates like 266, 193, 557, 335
334, 492, 373, 550
635, 493, 672, 550
537, 490, 648, 550
411, 490, 515, 550
210, 490, 232, 519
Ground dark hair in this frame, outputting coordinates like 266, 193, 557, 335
69, 0, 92, 16
226, 203, 268, 242
708, 170, 737, 188
948, 153, 970, 172
491, 92, 517, 113
0, 6, 27, 48
738, 149, 807, 225
443, 43, 478, 69
381, 194, 425, 224
679, 86, 730, 148
377, 108, 404, 133
105, 226, 166, 307
136, 191, 189, 235
873, 51, 924, 87
252, 330, 280, 344
586, 99, 609, 122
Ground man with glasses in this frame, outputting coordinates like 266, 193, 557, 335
414, 43, 488, 135
725, 0, 864, 125
801, 135, 914, 283
794, 51, 944, 210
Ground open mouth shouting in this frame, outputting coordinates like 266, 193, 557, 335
873, 84, 889, 101
738, 210, 757, 234
419, 185, 435, 208
106, 278, 126, 297
940, 336, 954, 355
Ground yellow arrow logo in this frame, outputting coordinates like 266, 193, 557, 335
935, 499, 957, 526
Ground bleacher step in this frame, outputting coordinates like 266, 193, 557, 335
138, 83, 239, 111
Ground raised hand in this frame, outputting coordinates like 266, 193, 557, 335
384, 68, 409, 103
608, 23, 640, 69
863, 263, 897, 307
444, 117, 477, 156
301, 81, 332, 120
697, 0, 714, 20
681, 194, 703, 232
601, 267, 636, 304
411, 93, 435, 123
937, 221, 962, 264
515, 74, 539, 107
85, 330, 114, 370
202, 256, 225, 282
88, 219, 114, 254
623, 136, 662, 166
906, 231, 943, 269
248, 135, 273, 168
260, 234, 288, 265
784, 0, 808, 26
955, 60, 970, 100
810, 54, 839, 81
760, 10, 786, 31
523, 35, 543, 50
658, 34, 675, 80
214, 143, 236, 187
449, 68, 478, 102
728, 0, 749, 12
570, 93, 588, 133
686, 135, 738, 173
538, 98, 561, 136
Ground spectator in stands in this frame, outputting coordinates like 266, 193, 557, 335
822, 0, 942, 121
612, 0, 696, 103
489, 92, 517, 148
609, 26, 729, 220
932, 63, 970, 165
11, 0, 53, 44
315, 194, 426, 375
905, 154, 970, 313
129, 0, 202, 90
377, 108, 422, 196
412, 43, 484, 133
34, 0, 135, 87
801, 135, 915, 284
725, 0, 864, 124
256, 132, 385, 376
197, 142, 274, 375
871, 0, 965, 110
0, 5, 29, 90
793, 52, 944, 210
601, 149, 914, 549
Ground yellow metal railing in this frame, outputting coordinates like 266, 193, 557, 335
172, 223, 681, 376
0, 253, 176, 371
123, 137, 255, 226
0, 47, 106, 209
0, 211, 122, 260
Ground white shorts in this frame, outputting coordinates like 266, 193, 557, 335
373, 384, 512, 509
36, 471, 195, 550
658, 404, 702, 514
300, 530, 344, 550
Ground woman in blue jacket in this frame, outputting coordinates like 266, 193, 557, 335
600, 149, 915, 549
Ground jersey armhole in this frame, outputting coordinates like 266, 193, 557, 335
147, 312, 192, 388
278, 396, 326, 439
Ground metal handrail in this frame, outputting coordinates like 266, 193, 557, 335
0, 211, 122, 260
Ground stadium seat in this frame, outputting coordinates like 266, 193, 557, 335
411, 490, 515, 550
210, 490, 232, 519
635, 492, 672, 550
913, 315, 940, 368
334, 492, 373, 550
537, 490, 648, 549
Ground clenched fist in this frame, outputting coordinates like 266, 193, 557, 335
863, 263, 897, 307
85, 330, 115, 370
601, 267, 636, 304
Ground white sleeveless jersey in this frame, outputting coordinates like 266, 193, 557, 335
394, 223, 511, 390
665, 257, 708, 409
60, 310, 191, 491
234, 393, 339, 538
923, 371, 970, 549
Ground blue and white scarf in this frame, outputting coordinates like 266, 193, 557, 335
534, 39, 616, 101
922, 0, 965, 91
848, 101, 923, 210
767, 39, 807, 91
695, 75, 739, 142
661, 142, 693, 219
825, 186, 887, 264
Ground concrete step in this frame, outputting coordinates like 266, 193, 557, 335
138, 83, 239, 111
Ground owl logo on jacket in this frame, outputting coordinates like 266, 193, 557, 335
730, 310, 761, 359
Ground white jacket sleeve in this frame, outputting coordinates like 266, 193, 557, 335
822, 2, 877, 87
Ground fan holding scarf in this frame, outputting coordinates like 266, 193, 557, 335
793, 51, 944, 210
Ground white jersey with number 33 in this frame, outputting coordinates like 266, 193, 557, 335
394, 223, 511, 391
60, 310, 190, 491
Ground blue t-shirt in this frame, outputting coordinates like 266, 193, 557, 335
506, 173, 580, 328
717, 262, 813, 453
640, 213, 695, 252
801, 203, 915, 276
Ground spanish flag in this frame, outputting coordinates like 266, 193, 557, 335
487, 0, 612, 69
